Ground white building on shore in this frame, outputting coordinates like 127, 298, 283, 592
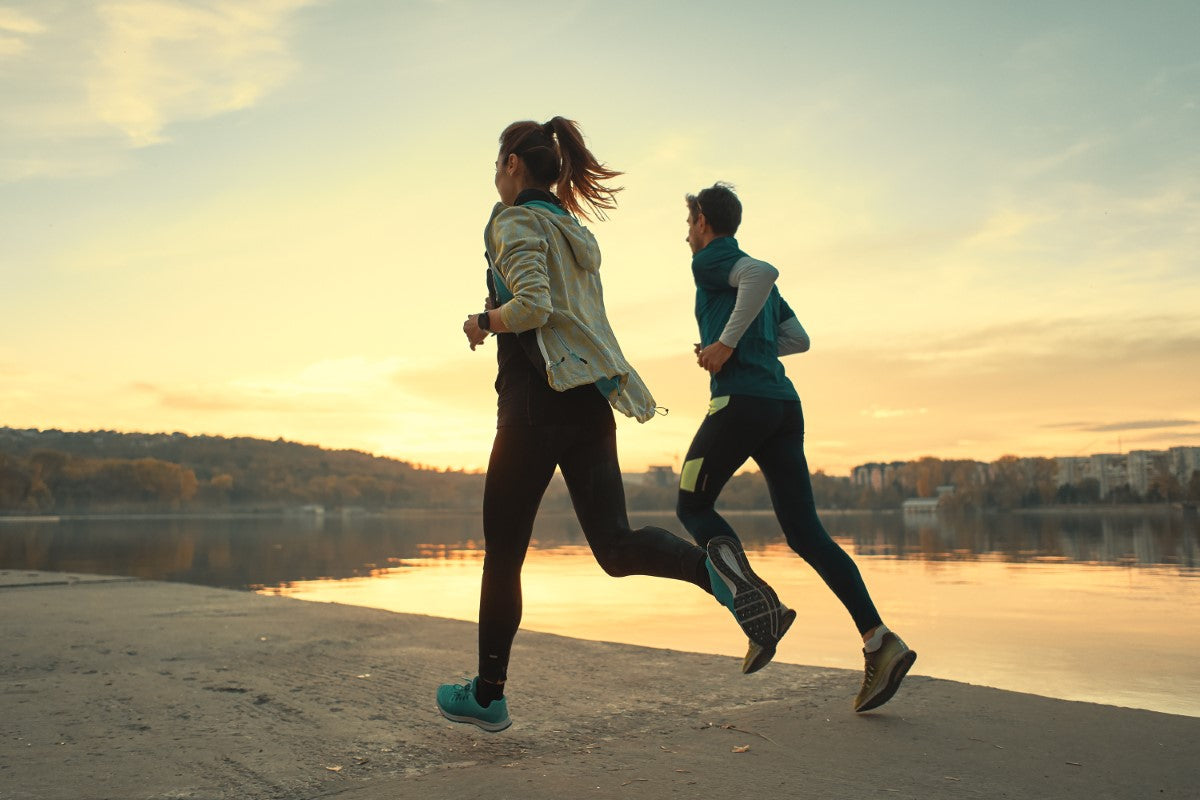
852, 446, 1200, 502
1056, 446, 1198, 498
851, 461, 907, 491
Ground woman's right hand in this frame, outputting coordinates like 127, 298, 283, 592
464, 314, 488, 351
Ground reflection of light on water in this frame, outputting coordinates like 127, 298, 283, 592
266, 542, 1200, 718
411, 543, 487, 561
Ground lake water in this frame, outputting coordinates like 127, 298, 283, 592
2, 508, 1197, 717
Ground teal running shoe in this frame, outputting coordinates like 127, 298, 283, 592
706, 557, 737, 613
706, 535, 795, 674
436, 677, 512, 732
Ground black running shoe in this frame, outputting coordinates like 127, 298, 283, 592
705, 535, 793, 673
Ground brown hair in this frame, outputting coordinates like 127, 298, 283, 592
686, 182, 742, 235
498, 117, 623, 220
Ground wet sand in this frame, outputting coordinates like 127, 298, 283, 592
2, 570, 1196, 799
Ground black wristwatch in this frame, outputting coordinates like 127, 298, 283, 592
477, 311, 491, 331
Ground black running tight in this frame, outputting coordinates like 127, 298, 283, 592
478, 403, 710, 685
676, 394, 883, 635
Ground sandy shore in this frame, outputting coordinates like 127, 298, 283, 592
1, 570, 1196, 800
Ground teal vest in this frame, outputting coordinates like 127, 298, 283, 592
691, 237, 798, 401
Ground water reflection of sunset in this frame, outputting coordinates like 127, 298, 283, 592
3, 510, 1195, 715
267, 543, 1200, 718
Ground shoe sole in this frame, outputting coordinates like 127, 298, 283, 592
437, 704, 512, 732
742, 607, 797, 674
707, 536, 787, 648
854, 649, 917, 713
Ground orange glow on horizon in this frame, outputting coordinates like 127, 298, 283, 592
265, 545, 1200, 717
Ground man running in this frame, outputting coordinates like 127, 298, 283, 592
676, 182, 916, 712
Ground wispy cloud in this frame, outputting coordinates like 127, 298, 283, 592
0, 7, 44, 33
120, 354, 504, 421
1050, 419, 1199, 434
0, 6, 44, 57
860, 406, 928, 420
962, 207, 1048, 249
131, 356, 422, 415
90, 0, 315, 146
957, 174, 1200, 280
1125, 429, 1200, 444
0, 0, 316, 181
893, 314, 1200, 376
1011, 138, 1103, 182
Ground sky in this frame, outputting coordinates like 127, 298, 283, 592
1, 0, 1198, 475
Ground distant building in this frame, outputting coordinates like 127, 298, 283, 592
902, 484, 955, 514
1091, 454, 1128, 497
1126, 450, 1168, 496
1054, 447, 1200, 499
1055, 456, 1093, 487
1169, 446, 1200, 482
853, 446, 1200, 502
852, 461, 905, 491
646, 465, 677, 488
622, 466, 677, 488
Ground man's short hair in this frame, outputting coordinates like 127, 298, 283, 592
686, 182, 742, 236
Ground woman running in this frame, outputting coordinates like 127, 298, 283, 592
436, 119, 790, 732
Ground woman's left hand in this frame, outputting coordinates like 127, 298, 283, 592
464, 314, 488, 351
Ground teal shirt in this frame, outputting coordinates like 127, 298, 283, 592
692, 236, 799, 401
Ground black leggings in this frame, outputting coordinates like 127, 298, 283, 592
676, 394, 883, 635
479, 404, 709, 684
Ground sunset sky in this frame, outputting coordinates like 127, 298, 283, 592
2, 1, 1197, 475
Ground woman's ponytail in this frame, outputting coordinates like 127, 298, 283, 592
498, 117, 623, 221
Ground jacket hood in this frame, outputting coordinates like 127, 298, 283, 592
487, 201, 602, 274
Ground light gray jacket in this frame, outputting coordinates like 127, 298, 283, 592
484, 202, 657, 422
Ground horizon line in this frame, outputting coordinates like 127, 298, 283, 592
4, 425, 1199, 478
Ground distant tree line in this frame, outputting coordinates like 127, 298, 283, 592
0, 428, 483, 514
623, 470, 862, 512
2, 429, 1196, 515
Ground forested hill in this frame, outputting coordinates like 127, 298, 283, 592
8, 428, 1189, 516
0, 428, 484, 513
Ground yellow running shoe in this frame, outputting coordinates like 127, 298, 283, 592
853, 632, 916, 712
742, 607, 796, 674
705, 536, 793, 673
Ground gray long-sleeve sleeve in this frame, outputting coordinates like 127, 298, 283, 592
718, 257, 779, 347
777, 316, 811, 356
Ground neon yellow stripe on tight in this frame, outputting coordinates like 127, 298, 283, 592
679, 457, 703, 493
708, 396, 730, 416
